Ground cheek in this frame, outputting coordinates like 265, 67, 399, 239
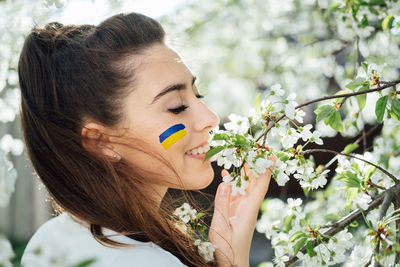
158, 123, 187, 151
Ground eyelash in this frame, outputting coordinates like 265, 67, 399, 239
168, 94, 205, 114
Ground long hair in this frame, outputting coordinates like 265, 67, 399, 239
18, 13, 217, 267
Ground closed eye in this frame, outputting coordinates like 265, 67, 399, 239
196, 94, 205, 99
168, 105, 188, 114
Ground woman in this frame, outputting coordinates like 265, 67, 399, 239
18, 12, 273, 267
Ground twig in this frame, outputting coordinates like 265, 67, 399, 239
284, 183, 400, 266
303, 149, 399, 184
256, 81, 399, 143
378, 189, 395, 220
393, 197, 400, 263
323, 123, 382, 171
295, 81, 397, 110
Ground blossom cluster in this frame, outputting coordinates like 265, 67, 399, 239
174, 203, 217, 262
207, 84, 326, 195
256, 117, 400, 266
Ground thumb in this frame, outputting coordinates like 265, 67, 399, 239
210, 182, 231, 236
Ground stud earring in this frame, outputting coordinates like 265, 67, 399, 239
112, 153, 121, 161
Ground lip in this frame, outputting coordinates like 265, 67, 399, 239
185, 141, 209, 161
186, 141, 209, 153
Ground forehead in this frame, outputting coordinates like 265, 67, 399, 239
135, 44, 193, 86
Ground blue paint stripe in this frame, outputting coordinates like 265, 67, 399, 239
159, 123, 186, 143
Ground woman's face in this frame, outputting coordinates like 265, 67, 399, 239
114, 44, 219, 197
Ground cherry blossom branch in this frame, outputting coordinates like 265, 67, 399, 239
256, 80, 400, 144
323, 123, 382, 171
302, 149, 399, 183
285, 182, 400, 266
295, 80, 399, 110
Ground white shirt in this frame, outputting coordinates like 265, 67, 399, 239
21, 213, 187, 267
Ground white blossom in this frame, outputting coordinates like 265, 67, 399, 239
174, 203, 197, 224
354, 192, 372, 210
0, 236, 14, 267
194, 239, 217, 262
0, 134, 24, 156
281, 129, 300, 149
276, 171, 290, 186
231, 177, 249, 196
0, 150, 17, 207
299, 124, 313, 142
310, 130, 323, 145
224, 114, 250, 135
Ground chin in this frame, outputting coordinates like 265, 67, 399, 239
194, 168, 215, 190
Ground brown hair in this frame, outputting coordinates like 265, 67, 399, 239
18, 13, 217, 266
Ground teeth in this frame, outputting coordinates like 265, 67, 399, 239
187, 144, 210, 155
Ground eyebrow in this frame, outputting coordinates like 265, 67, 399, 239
151, 76, 197, 104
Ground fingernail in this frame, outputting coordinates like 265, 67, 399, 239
219, 184, 229, 196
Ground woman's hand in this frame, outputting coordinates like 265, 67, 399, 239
209, 157, 275, 267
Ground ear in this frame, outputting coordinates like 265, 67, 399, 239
81, 122, 121, 161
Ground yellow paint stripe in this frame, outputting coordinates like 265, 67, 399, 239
161, 129, 187, 150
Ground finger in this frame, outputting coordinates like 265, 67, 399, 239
221, 169, 229, 177
209, 183, 233, 265
210, 183, 232, 237
247, 156, 276, 201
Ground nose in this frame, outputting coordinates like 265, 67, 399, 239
193, 101, 219, 133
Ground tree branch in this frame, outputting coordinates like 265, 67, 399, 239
323, 123, 382, 170
285, 183, 400, 266
302, 149, 399, 183
295, 81, 397, 110
256, 80, 400, 143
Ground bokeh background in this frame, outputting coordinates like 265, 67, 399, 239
0, 0, 399, 266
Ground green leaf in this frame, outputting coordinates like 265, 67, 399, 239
326, 110, 344, 132
345, 77, 367, 90
260, 199, 269, 212
331, 89, 352, 104
290, 231, 307, 242
344, 143, 359, 154
203, 146, 225, 161
369, 0, 385, 5
253, 93, 261, 112
305, 240, 317, 257
375, 95, 388, 122
293, 236, 308, 255
356, 93, 367, 111
361, 14, 369, 27
232, 134, 248, 146
275, 151, 291, 161
314, 105, 336, 123
323, 2, 341, 19
73, 259, 96, 267
364, 166, 376, 180
344, 188, 359, 212
335, 171, 361, 188
390, 99, 400, 120
356, 83, 369, 110
368, 6, 379, 15
272, 240, 288, 248
196, 212, 205, 219
382, 14, 395, 30
362, 62, 368, 73
284, 215, 294, 232
213, 133, 230, 141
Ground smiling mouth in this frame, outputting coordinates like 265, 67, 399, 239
186, 143, 210, 155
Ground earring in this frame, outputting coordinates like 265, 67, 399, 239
112, 153, 121, 161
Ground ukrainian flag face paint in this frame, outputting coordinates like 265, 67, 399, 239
159, 123, 187, 150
